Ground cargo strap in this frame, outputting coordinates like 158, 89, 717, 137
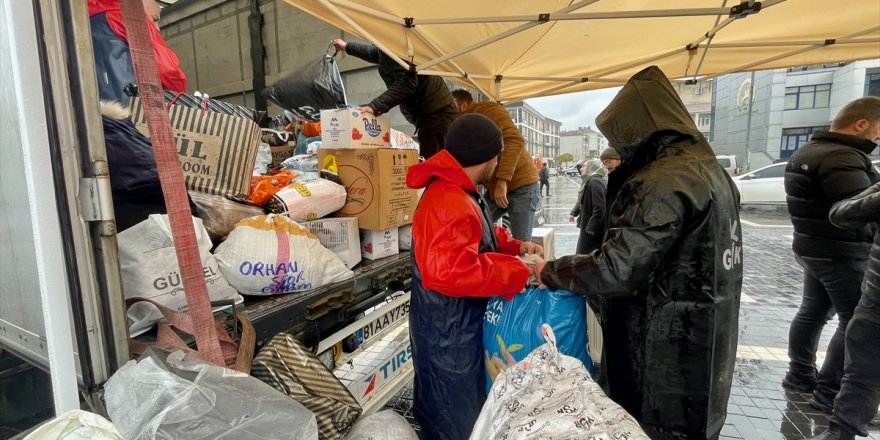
119, 0, 224, 365
127, 298, 255, 374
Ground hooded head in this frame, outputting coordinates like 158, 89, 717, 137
595, 66, 702, 162
581, 158, 608, 178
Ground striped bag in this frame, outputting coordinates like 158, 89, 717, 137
129, 97, 261, 200
252, 332, 362, 440
163, 90, 266, 123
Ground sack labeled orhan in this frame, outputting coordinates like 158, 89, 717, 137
214, 214, 353, 295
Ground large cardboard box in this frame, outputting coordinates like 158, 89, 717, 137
317, 148, 418, 230
321, 109, 390, 149
360, 227, 399, 260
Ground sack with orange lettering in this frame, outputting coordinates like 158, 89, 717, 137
214, 214, 353, 295
266, 179, 346, 222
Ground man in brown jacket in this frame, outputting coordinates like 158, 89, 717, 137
452, 89, 540, 241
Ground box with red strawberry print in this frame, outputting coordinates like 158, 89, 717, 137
320, 108, 391, 149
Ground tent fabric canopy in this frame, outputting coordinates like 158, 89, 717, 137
284, 0, 880, 102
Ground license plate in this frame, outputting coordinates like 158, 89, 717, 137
357, 300, 410, 344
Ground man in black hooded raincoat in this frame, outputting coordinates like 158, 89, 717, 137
536, 66, 743, 440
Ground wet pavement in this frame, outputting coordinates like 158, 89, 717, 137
386, 175, 880, 439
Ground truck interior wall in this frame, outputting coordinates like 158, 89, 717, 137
160, 0, 414, 134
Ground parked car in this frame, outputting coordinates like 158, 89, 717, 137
549, 167, 558, 177
716, 155, 738, 176
733, 162, 786, 204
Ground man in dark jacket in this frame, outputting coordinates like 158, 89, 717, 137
406, 114, 542, 440
536, 66, 743, 440
332, 39, 456, 159
782, 97, 880, 414
808, 183, 880, 440
569, 158, 607, 254
539, 162, 551, 196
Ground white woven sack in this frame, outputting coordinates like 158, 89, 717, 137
214, 214, 353, 295
345, 410, 418, 440
267, 179, 346, 222
470, 324, 650, 440
117, 215, 242, 336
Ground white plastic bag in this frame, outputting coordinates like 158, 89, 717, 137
214, 214, 353, 295
24, 410, 122, 440
469, 325, 649, 440
345, 410, 418, 440
105, 350, 319, 440
267, 179, 346, 222
117, 215, 243, 336
254, 142, 272, 175
189, 192, 265, 240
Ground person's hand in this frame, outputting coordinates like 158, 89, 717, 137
354, 105, 374, 114
492, 181, 509, 208
569, 214, 575, 223
331, 39, 347, 52
534, 261, 547, 289
520, 242, 543, 257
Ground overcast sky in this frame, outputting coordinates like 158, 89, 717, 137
524, 87, 622, 132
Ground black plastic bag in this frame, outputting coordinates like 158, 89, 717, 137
261, 46, 347, 121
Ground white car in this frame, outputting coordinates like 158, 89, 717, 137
733, 163, 786, 205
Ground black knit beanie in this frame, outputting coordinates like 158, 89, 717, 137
444, 113, 503, 167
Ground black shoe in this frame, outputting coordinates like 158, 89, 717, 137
782, 371, 817, 393
805, 426, 856, 440
809, 393, 834, 413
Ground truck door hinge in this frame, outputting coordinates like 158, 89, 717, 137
79, 177, 114, 222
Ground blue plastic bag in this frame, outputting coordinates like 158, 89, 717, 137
483, 287, 594, 392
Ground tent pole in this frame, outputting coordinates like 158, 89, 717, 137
417, 22, 543, 71
405, 24, 495, 99
707, 26, 880, 79
416, 0, 600, 71
698, 38, 880, 48
316, 0, 411, 70
415, 7, 736, 25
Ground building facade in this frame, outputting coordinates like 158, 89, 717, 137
559, 126, 606, 162
671, 79, 714, 138
504, 101, 561, 159
711, 60, 880, 170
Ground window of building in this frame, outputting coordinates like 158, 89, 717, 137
866, 72, 880, 97
697, 113, 711, 127
784, 84, 831, 110
780, 126, 829, 159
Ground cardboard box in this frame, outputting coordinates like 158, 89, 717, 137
270, 142, 294, 167
301, 217, 361, 269
321, 109, 390, 149
317, 148, 419, 230
531, 227, 555, 259
360, 228, 399, 260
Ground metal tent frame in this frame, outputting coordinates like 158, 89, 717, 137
290, 0, 880, 101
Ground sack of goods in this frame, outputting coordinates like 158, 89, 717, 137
189, 192, 265, 241
117, 215, 242, 336
470, 325, 649, 440
345, 410, 418, 440
483, 285, 594, 392
252, 333, 362, 440
267, 179, 346, 222
105, 349, 319, 440
214, 214, 353, 295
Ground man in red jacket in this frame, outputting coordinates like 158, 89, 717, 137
407, 113, 542, 440
88, 0, 187, 104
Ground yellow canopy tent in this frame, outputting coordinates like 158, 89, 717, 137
284, 0, 880, 101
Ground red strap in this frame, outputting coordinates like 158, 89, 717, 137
119, 0, 224, 365
167, 91, 184, 107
